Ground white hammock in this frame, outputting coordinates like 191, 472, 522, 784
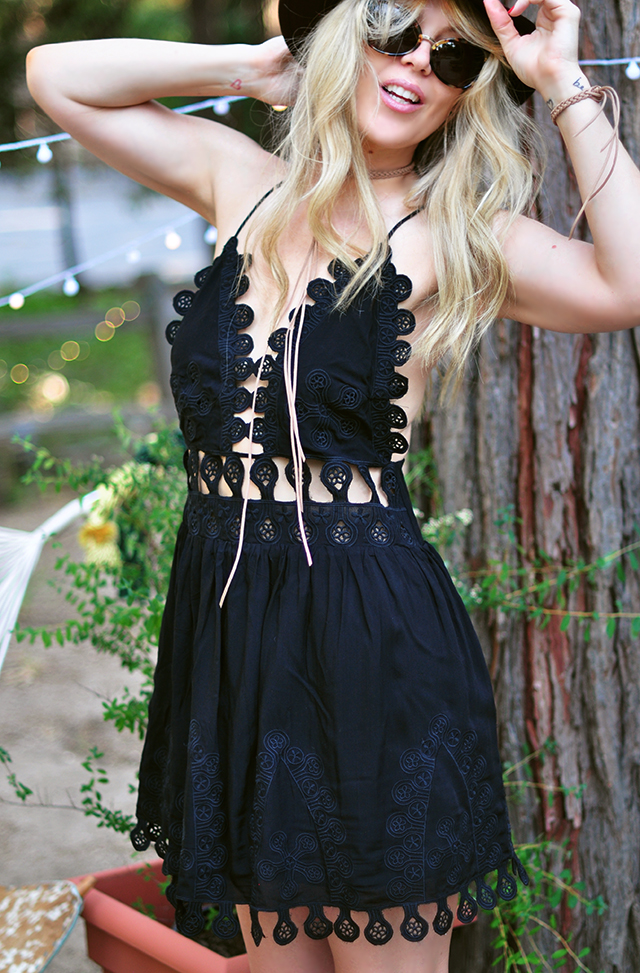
0, 491, 100, 676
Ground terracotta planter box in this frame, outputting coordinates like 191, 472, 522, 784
70, 861, 471, 973
70, 861, 249, 973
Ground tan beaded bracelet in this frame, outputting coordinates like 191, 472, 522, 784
548, 85, 621, 238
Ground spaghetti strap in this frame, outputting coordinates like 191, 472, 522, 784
236, 191, 419, 242
388, 208, 421, 240
233, 186, 278, 238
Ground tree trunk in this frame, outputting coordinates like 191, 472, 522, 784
438, 3, 640, 970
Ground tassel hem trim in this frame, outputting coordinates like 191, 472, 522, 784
130, 822, 529, 947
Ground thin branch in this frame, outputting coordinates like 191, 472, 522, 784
512, 929, 535, 973
502, 747, 546, 777
0, 794, 84, 812
525, 928, 554, 973
527, 915, 592, 972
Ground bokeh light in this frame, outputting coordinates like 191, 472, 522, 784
11, 363, 29, 384
136, 381, 161, 408
60, 340, 80, 361
105, 306, 125, 327
40, 372, 69, 404
95, 321, 115, 341
123, 301, 141, 320
0, 360, 7, 380
164, 231, 182, 250
48, 350, 65, 370
77, 341, 90, 361
9, 293, 25, 310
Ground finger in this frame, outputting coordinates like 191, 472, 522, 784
482, 0, 522, 41
507, 0, 539, 14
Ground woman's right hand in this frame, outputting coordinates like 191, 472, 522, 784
245, 36, 301, 107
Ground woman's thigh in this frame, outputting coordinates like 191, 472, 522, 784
237, 895, 457, 973
237, 905, 336, 973
325, 896, 457, 973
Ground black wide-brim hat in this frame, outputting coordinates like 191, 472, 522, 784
278, 0, 535, 103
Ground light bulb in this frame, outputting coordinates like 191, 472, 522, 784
213, 100, 230, 116
63, 277, 80, 296
9, 292, 25, 309
626, 59, 640, 80
36, 143, 53, 163
164, 231, 182, 250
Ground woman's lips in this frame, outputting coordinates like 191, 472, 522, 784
379, 79, 424, 113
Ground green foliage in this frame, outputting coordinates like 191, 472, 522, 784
0, 744, 33, 801
422, 503, 640, 638
9, 415, 185, 826
490, 841, 607, 973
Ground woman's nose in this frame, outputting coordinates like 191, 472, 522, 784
400, 36, 433, 73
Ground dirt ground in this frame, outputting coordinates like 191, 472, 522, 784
0, 490, 156, 971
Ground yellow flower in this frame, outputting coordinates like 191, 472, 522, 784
78, 518, 121, 567
79, 521, 117, 546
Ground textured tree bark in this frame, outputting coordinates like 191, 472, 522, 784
441, 3, 640, 970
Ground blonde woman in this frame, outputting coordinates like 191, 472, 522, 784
26, 1, 640, 970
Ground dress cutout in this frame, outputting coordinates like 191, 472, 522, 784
130, 193, 528, 946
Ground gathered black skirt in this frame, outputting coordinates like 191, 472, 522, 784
131, 477, 527, 947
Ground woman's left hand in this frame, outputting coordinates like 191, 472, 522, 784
483, 0, 582, 99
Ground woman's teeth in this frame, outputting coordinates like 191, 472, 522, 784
383, 84, 420, 105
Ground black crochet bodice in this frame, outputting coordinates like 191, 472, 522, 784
166, 213, 418, 504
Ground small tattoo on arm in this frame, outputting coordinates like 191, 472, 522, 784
572, 77, 586, 90
230, 78, 242, 90
546, 98, 554, 110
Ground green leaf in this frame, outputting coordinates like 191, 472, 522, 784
616, 561, 625, 584
560, 614, 571, 632
631, 617, 640, 638
629, 551, 638, 571
606, 618, 617, 638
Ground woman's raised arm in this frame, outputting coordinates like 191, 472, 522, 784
484, 0, 640, 334
26, 37, 298, 226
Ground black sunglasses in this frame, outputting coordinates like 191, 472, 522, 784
369, 18, 488, 89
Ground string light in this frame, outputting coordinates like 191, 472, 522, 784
0, 57, 637, 161
626, 60, 640, 80
36, 142, 53, 164
0, 96, 245, 157
0, 212, 199, 309
0, 57, 636, 310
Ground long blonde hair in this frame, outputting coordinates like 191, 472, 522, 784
245, 0, 543, 391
